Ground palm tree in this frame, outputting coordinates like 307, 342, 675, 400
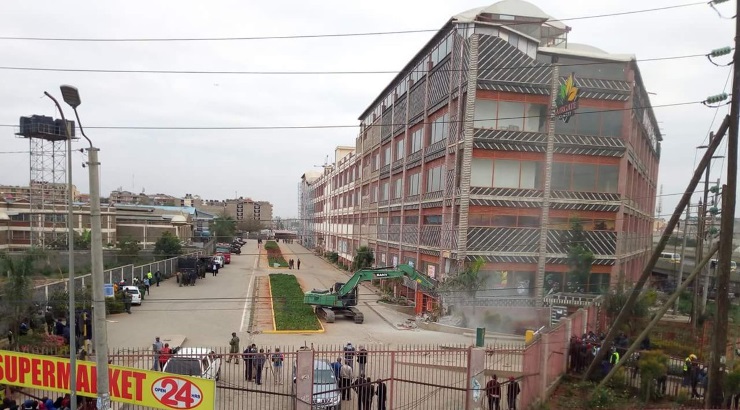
212, 213, 236, 241
0, 252, 36, 348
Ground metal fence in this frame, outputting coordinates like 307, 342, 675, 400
3, 343, 526, 410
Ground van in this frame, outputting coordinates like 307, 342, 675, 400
660, 252, 681, 264
710, 259, 737, 272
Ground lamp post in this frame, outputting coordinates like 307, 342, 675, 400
59, 85, 111, 410
43, 91, 77, 410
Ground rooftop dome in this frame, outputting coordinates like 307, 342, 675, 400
454, 0, 567, 29
171, 215, 188, 226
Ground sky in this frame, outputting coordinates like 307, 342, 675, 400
0, 0, 735, 218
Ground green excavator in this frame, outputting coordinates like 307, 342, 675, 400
303, 264, 436, 324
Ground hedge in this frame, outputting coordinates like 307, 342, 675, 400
269, 274, 321, 331
265, 240, 288, 267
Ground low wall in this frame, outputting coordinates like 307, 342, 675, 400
377, 301, 416, 316
418, 321, 521, 340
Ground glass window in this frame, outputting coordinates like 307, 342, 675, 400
520, 161, 542, 189
390, 216, 401, 224
384, 146, 392, 166
427, 166, 444, 192
469, 214, 488, 226
592, 219, 616, 231
578, 110, 601, 135
471, 158, 494, 187
423, 215, 442, 225
404, 215, 419, 224
572, 163, 597, 191
410, 129, 423, 153
597, 165, 619, 193
381, 182, 389, 200
554, 113, 577, 134
518, 216, 540, 227
474, 99, 497, 128
551, 162, 571, 190
374, 153, 380, 170
430, 113, 448, 144
601, 110, 623, 137
491, 215, 517, 227
393, 179, 402, 198
497, 102, 524, 130
524, 104, 547, 132
408, 172, 420, 195
549, 217, 571, 230
493, 160, 520, 188
395, 139, 405, 161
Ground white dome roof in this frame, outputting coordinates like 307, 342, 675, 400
454, 0, 566, 30
171, 215, 188, 225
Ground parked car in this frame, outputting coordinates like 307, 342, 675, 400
216, 245, 232, 264
292, 359, 340, 410
121, 286, 142, 305
162, 347, 222, 381
213, 254, 225, 268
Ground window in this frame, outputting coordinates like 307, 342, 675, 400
469, 214, 489, 226
493, 160, 520, 188
423, 215, 442, 225
426, 166, 444, 192
601, 110, 623, 137
497, 102, 525, 130
404, 215, 419, 224
430, 113, 449, 144
572, 164, 597, 191
597, 165, 619, 193
518, 216, 540, 227
471, 158, 494, 187
381, 181, 389, 200
371, 185, 378, 202
390, 216, 401, 224
519, 161, 541, 189
551, 163, 571, 191
474, 100, 497, 128
578, 110, 601, 135
373, 153, 380, 170
524, 104, 547, 132
395, 139, 405, 161
393, 179, 402, 199
491, 215, 517, 227
410, 129, 423, 153
408, 172, 421, 195
383, 146, 392, 166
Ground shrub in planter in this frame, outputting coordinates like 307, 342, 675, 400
106, 292, 125, 315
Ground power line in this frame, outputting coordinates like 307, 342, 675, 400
0, 2, 706, 43
0, 101, 702, 131
0, 53, 705, 76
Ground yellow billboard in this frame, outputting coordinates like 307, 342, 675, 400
0, 350, 215, 410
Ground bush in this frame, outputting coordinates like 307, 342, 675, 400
269, 274, 321, 331
325, 252, 339, 263
651, 339, 695, 359
265, 241, 289, 267
264, 241, 279, 251
106, 292, 125, 315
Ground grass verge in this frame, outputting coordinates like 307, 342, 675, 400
265, 240, 289, 267
269, 273, 321, 331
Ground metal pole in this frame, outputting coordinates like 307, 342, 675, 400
674, 202, 690, 314
70, 104, 111, 408
44, 91, 77, 410
707, 1, 740, 402
583, 115, 730, 380
702, 177, 720, 314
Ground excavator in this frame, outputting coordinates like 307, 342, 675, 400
303, 264, 436, 324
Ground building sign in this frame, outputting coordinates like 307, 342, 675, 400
427, 264, 436, 278
0, 350, 215, 410
555, 73, 580, 123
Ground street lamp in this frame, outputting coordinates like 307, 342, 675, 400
60, 85, 111, 410
43, 91, 78, 410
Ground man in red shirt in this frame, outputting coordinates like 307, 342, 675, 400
486, 374, 501, 410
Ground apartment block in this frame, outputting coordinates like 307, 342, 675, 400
300, 0, 660, 308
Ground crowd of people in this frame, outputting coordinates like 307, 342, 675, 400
332, 342, 387, 410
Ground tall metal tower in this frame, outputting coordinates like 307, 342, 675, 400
16, 115, 76, 248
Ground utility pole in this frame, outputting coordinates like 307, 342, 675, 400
702, 177, 721, 314
583, 115, 730, 381
674, 202, 690, 314
706, 0, 740, 403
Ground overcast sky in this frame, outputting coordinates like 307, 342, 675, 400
0, 0, 735, 218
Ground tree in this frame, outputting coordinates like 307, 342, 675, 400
118, 236, 141, 264
0, 251, 37, 348
351, 246, 375, 270
212, 213, 236, 240
74, 229, 92, 250
440, 258, 486, 297
237, 219, 263, 233
565, 219, 595, 293
153, 231, 182, 258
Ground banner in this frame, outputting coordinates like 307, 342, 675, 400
0, 350, 215, 410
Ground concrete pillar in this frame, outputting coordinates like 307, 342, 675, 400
540, 332, 550, 399
466, 347, 486, 410
295, 348, 315, 410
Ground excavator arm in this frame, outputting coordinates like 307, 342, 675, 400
336, 263, 436, 298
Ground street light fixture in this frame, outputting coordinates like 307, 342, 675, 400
43, 91, 78, 410
60, 85, 111, 410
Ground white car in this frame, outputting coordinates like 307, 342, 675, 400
121, 286, 142, 305
213, 255, 225, 268
162, 347, 222, 381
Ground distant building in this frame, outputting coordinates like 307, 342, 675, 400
195, 197, 273, 226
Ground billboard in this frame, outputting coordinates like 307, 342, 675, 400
0, 350, 215, 410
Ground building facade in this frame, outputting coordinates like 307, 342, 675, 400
300, 0, 660, 307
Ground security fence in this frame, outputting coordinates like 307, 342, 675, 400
3, 343, 525, 410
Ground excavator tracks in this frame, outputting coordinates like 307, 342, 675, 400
316, 307, 336, 323
349, 307, 364, 324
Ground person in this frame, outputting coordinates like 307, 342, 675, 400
486, 374, 501, 410
506, 376, 520, 410
344, 342, 356, 368
358, 345, 368, 376
683, 354, 697, 388
6, 330, 12, 345
152, 337, 163, 371
352, 376, 369, 410
155, 270, 161, 287
340, 359, 354, 401
376, 378, 387, 410
244, 343, 258, 381
143, 277, 150, 296
147, 271, 154, 283
331, 357, 343, 381
297, 259, 301, 270
363, 377, 375, 410
159, 343, 172, 370
226, 332, 240, 364
254, 349, 266, 385
122, 291, 132, 314
271, 348, 284, 384
212, 262, 219, 277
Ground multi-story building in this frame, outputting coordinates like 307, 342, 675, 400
1, 183, 81, 203
195, 197, 273, 226
301, 0, 660, 308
